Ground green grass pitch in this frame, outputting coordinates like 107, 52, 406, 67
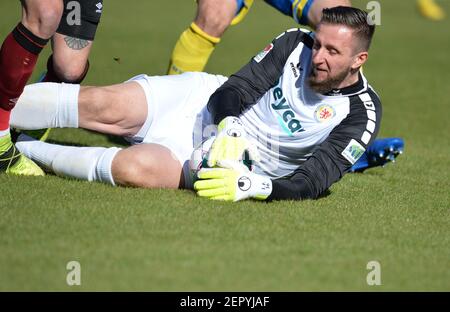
0, 0, 449, 291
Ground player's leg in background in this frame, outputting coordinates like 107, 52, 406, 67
15, 137, 184, 189
305, 0, 351, 27
11, 81, 148, 138
263, 0, 350, 29
0, 0, 63, 176
167, 0, 252, 74
41, 33, 92, 83
42, 0, 104, 83
417, 0, 445, 21
23, 0, 104, 142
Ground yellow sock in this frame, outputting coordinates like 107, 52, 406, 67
167, 22, 221, 75
231, 0, 254, 26
417, 0, 445, 21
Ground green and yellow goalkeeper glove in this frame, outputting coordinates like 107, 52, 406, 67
207, 116, 259, 168
194, 165, 272, 202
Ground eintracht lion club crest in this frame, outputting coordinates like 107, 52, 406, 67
314, 104, 335, 122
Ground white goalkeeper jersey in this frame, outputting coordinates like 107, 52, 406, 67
240, 31, 372, 177
207, 28, 382, 199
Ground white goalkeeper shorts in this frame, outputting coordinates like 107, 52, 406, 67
125, 72, 228, 187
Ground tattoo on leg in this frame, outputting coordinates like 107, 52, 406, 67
64, 36, 90, 50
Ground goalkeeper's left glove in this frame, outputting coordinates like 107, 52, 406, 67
207, 116, 260, 168
194, 165, 273, 202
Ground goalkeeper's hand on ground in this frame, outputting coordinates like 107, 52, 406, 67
207, 116, 259, 168
194, 164, 272, 202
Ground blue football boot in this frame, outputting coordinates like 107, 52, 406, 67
350, 137, 404, 173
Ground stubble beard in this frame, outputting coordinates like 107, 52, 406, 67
307, 67, 350, 94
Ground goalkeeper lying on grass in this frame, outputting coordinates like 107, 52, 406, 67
10, 7, 403, 202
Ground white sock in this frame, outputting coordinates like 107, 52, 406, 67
16, 135, 121, 185
0, 128, 10, 138
10, 82, 80, 130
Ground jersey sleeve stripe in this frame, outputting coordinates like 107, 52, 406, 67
361, 131, 372, 145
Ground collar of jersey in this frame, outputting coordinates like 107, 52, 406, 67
323, 71, 367, 97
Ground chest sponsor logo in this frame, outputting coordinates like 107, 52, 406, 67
342, 139, 366, 164
314, 105, 335, 122
271, 80, 305, 136
254, 43, 273, 63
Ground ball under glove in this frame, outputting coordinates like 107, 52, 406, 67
207, 116, 260, 168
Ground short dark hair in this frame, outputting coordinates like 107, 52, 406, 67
320, 6, 375, 52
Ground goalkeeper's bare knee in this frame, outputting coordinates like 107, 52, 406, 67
111, 144, 184, 189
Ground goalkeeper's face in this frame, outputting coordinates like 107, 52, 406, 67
308, 23, 364, 94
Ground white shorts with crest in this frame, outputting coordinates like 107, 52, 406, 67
125, 72, 228, 188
